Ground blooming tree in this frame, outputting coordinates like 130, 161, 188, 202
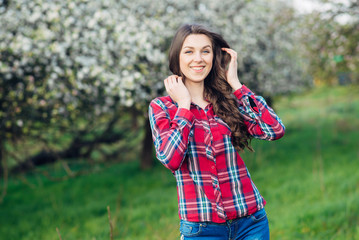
298, 0, 359, 84
0, 0, 309, 174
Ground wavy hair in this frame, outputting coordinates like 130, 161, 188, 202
168, 24, 253, 152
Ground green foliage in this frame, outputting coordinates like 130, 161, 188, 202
299, 0, 359, 84
1, 85, 359, 239
243, 85, 359, 239
0, 0, 309, 142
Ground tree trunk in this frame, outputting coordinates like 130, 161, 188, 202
0, 139, 8, 203
10, 129, 125, 174
0, 139, 3, 177
140, 117, 154, 169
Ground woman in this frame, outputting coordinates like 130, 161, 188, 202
148, 24, 285, 240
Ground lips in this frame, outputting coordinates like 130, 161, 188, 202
190, 66, 205, 72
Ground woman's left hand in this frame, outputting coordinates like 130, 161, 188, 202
222, 48, 242, 90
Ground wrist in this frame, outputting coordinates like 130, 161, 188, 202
178, 101, 191, 110
229, 80, 242, 91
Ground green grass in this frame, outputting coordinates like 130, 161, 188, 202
1, 85, 359, 239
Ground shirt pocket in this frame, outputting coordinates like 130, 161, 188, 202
214, 116, 232, 136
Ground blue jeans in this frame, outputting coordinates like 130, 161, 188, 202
179, 208, 270, 240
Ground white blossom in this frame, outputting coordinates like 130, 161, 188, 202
1, 0, 309, 114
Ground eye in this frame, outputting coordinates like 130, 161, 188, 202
203, 50, 210, 53
184, 50, 192, 54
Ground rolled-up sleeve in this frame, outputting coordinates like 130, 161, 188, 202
233, 85, 285, 141
148, 99, 194, 171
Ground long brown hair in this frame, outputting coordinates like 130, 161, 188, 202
169, 24, 253, 152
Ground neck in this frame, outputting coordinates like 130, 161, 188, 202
184, 79, 210, 109
184, 80, 205, 102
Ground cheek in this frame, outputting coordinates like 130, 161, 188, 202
207, 55, 214, 68
179, 56, 189, 70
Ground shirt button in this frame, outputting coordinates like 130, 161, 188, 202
211, 166, 215, 170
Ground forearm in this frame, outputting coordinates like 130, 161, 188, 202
234, 85, 285, 140
149, 102, 194, 170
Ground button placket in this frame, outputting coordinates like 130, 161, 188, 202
201, 106, 226, 219
202, 110, 215, 163
210, 169, 226, 219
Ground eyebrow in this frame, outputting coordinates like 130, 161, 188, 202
183, 45, 212, 49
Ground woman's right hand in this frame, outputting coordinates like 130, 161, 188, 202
164, 75, 191, 110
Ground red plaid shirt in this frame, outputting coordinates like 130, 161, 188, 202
148, 85, 285, 223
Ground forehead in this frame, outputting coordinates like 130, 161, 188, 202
182, 34, 212, 48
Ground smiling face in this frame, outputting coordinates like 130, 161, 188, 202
179, 34, 213, 83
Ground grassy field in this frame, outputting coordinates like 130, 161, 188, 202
1, 85, 359, 240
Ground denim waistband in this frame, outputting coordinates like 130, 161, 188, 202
180, 208, 265, 226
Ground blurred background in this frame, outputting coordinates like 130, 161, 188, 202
0, 0, 358, 239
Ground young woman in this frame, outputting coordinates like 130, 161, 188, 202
148, 24, 285, 240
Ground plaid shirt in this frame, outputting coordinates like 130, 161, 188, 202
148, 85, 285, 223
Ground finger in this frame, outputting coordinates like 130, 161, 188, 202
221, 47, 236, 53
168, 75, 178, 90
164, 78, 170, 93
171, 75, 178, 82
222, 48, 238, 59
169, 75, 178, 83
230, 50, 237, 59
227, 52, 238, 64
228, 51, 237, 60
222, 47, 233, 53
177, 77, 183, 85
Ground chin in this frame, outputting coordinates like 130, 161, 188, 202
185, 77, 205, 83
184, 74, 210, 83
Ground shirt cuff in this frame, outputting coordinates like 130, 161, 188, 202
174, 108, 195, 124
233, 85, 253, 99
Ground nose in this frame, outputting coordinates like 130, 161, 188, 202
194, 52, 203, 62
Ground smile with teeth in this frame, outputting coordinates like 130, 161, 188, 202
190, 66, 205, 72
